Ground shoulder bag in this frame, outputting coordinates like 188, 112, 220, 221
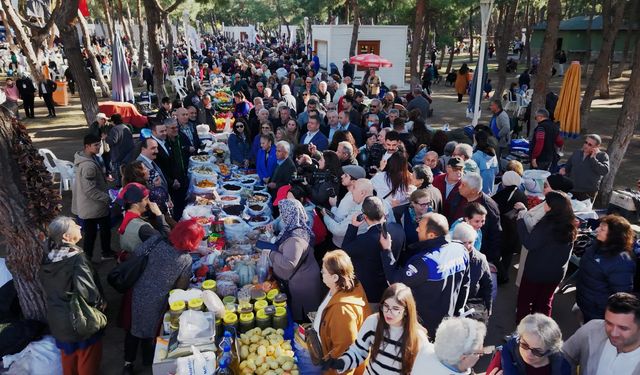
107, 236, 162, 293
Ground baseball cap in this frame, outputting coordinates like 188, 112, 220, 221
96, 113, 108, 120
448, 157, 465, 169
342, 165, 366, 180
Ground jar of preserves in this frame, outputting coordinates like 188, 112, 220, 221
238, 312, 255, 333
255, 309, 271, 329
188, 298, 204, 311
254, 299, 268, 312
273, 307, 288, 330
223, 312, 238, 333
169, 300, 186, 325
201, 280, 217, 293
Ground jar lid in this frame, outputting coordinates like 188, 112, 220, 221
274, 293, 288, 303
254, 300, 268, 310
224, 312, 238, 323
202, 280, 216, 289
170, 300, 186, 311
222, 295, 237, 304
251, 289, 267, 300
188, 298, 204, 309
274, 306, 287, 317
239, 312, 255, 321
266, 289, 280, 300
256, 309, 268, 319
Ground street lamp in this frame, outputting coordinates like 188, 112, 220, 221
303, 17, 309, 58
471, 0, 494, 126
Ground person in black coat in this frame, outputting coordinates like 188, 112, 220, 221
491, 171, 527, 284
341, 196, 406, 305
514, 191, 576, 323
38, 78, 57, 117
267, 141, 296, 198
16, 74, 36, 118
64, 67, 75, 95
142, 64, 153, 92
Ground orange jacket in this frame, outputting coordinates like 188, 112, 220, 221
319, 283, 371, 375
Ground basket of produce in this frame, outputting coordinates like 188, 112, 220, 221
220, 181, 244, 196
190, 164, 218, 182
219, 195, 241, 206
193, 178, 217, 194
189, 154, 215, 168
246, 214, 271, 228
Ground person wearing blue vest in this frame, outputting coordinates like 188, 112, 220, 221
379, 212, 470, 338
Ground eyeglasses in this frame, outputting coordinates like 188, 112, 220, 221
413, 201, 431, 208
382, 303, 405, 315
235, 125, 244, 128
370, 105, 378, 108
518, 338, 550, 357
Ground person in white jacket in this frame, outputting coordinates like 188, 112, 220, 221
411, 317, 487, 374
323, 178, 395, 247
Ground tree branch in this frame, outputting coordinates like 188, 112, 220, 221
164, 0, 185, 14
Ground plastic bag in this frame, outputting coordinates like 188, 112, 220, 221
176, 345, 216, 375
2, 336, 62, 375
178, 310, 215, 345
201, 290, 225, 319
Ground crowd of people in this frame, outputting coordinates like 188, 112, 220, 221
2, 33, 638, 375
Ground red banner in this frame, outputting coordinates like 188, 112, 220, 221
79, 0, 90, 17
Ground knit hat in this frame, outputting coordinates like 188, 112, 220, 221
546, 174, 574, 193
502, 171, 522, 187
116, 183, 149, 206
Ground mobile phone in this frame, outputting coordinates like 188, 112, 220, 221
356, 213, 365, 222
381, 222, 388, 239
322, 208, 335, 220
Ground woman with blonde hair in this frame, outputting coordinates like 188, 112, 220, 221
324, 283, 431, 374
314, 250, 371, 375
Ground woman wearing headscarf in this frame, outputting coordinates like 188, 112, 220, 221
266, 199, 324, 322
491, 171, 528, 284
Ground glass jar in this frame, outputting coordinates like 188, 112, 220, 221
188, 298, 204, 311
266, 289, 279, 303
255, 309, 271, 329
273, 293, 288, 308
215, 318, 222, 338
250, 289, 266, 304
169, 300, 186, 325
222, 295, 237, 305
202, 280, 217, 293
254, 299, 268, 312
223, 312, 238, 334
238, 312, 255, 333
273, 307, 288, 330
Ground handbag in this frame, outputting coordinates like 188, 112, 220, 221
68, 291, 107, 338
107, 236, 161, 293
304, 325, 324, 365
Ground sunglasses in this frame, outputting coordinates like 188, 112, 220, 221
518, 338, 550, 357
235, 125, 244, 128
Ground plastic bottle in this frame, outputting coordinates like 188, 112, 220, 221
443, 123, 450, 132
216, 345, 234, 374
219, 330, 234, 352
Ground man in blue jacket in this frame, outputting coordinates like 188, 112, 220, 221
379, 212, 470, 338
299, 115, 329, 151
342, 196, 406, 306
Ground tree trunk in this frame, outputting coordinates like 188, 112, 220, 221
525, 0, 533, 69
439, 45, 446, 68
54, 1, 99, 125
78, 11, 111, 97
145, 0, 166, 102
165, 16, 175, 76
101, 0, 114, 46
597, 33, 640, 205
418, 17, 430, 77
348, 0, 360, 57
446, 46, 455, 73
468, 7, 474, 63
528, 0, 561, 137
0, 0, 43, 80
0, 109, 62, 322
409, 0, 427, 85
136, 0, 146, 86
116, 0, 136, 74
580, 0, 625, 130
492, 0, 520, 101
0, 10, 14, 50
612, 0, 638, 77
582, 0, 596, 75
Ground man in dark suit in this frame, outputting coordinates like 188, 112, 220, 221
150, 121, 180, 191
142, 63, 153, 92
338, 110, 364, 147
267, 141, 296, 198
341, 196, 406, 305
136, 137, 169, 192
299, 115, 329, 151
342, 96, 361, 126
38, 78, 57, 117
16, 73, 36, 118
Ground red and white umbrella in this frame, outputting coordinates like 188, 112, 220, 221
349, 53, 393, 68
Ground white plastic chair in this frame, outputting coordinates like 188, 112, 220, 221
38, 148, 74, 194
171, 78, 187, 100
91, 78, 102, 96
504, 90, 518, 114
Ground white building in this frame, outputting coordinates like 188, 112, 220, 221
221, 25, 258, 43
311, 24, 408, 89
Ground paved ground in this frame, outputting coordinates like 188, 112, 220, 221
20, 55, 629, 373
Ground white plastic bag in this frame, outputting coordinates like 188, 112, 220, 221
2, 336, 62, 375
176, 345, 216, 375
178, 310, 214, 345
201, 290, 225, 319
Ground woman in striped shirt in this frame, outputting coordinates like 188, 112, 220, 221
324, 283, 432, 374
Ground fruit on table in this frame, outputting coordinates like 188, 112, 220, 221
196, 179, 216, 188
237, 327, 298, 375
